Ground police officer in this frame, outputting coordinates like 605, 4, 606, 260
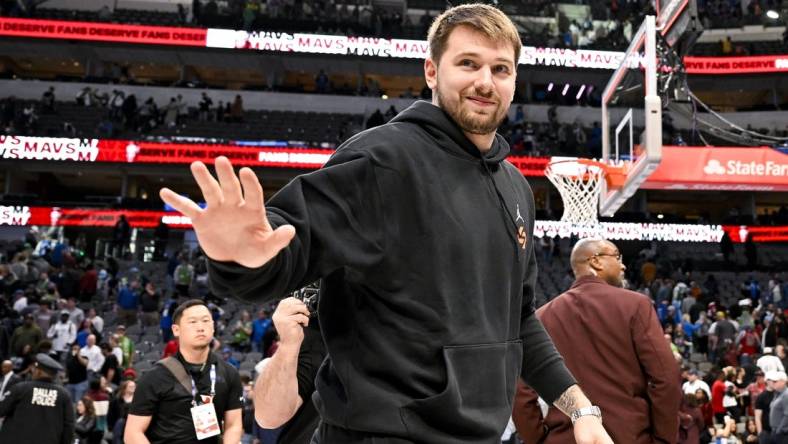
0, 353, 75, 444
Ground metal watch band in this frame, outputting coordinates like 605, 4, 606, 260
570, 406, 603, 425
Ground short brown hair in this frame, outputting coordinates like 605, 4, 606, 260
427, 4, 521, 65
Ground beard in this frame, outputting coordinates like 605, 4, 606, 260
607, 273, 625, 288
435, 82, 507, 135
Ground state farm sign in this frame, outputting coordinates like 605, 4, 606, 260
703, 158, 788, 177
0, 136, 99, 161
644, 146, 788, 191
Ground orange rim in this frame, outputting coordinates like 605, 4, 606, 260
547, 158, 629, 189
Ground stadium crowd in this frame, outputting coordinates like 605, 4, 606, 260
0, 226, 278, 443
3, 87, 787, 160
0, 0, 785, 54
0, 214, 785, 443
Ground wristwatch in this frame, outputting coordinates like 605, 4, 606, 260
570, 406, 603, 425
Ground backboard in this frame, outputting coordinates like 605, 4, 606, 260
600, 15, 661, 218
598, 0, 698, 217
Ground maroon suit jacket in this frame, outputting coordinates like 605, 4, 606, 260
512, 275, 680, 444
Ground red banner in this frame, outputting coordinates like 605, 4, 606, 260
0, 135, 551, 176
722, 225, 788, 243
0, 136, 334, 169
0, 17, 206, 46
3, 205, 787, 243
1, 206, 192, 229
5, 136, 788, 188
643, 146, 788, 191
684, 55, 788, 75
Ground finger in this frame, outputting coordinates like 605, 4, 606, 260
191, 161, 222, 208
160, 188, 202, 219
293, 314, 310, 327
239, 167, 265, 213
215, 156, 243, 206
276, 298, 305, 312
281, 297, 307, 310
242, 225, 296, 268
288, 304, 311, 318
269, 225, 296, 252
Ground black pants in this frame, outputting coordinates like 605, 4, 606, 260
309, 422, 414, 444
772, 431, 788, 444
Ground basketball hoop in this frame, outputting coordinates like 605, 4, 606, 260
545, 158, 627, 224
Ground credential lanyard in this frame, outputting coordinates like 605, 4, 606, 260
190, 364, 216, 407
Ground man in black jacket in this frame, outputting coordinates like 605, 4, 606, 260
0, 353, 75, 444
161, 4, 611, 444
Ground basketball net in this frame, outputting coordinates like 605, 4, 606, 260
545, 159, 605, 224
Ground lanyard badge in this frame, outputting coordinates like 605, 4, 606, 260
189, 364, 220, 440
190, 364, 217, 406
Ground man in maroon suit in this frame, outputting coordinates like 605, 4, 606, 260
513, 238, 681, 444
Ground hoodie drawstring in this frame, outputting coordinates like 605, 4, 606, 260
480, 159, 521, 263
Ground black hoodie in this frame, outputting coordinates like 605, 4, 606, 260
208, 101, 576, 443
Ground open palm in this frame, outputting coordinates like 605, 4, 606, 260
159, 156, 295, 269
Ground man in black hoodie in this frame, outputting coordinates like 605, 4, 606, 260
161, 4, 612, 444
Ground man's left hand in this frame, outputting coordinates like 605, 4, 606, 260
573, 416, 614, 444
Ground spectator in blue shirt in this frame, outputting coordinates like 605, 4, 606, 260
116, 279, 140, 326
222, 347, 240, 369
251, 309, 272, 354
159, 300, 178, 343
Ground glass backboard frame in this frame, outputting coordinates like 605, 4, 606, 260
600, 15, 662, 218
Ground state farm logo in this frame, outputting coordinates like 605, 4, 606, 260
0, 135, 99, 161
0, 206, 31, 226
703, 159, 726, 175
703, 158, 788, 177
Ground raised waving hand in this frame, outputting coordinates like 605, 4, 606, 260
159, 156, 295, 268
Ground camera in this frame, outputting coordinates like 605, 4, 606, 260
293, 282, 319, 318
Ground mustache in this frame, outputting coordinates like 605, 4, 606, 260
466, 88, 497, 100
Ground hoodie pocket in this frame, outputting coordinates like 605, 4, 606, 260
399, 340, 523, 442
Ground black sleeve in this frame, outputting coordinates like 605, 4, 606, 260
207, 146, 386, 304
223, 365, 244, 412
295, 324, 327, 402
75, 416, 96, 435
128, 368, 161, 416
755, 392, 768, 410
0, 383, 22, 417
61, 390, 76, 444
518, 185, 576, 405
107, 397, 120, 428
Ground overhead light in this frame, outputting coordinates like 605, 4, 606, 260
657, 214, 664, 219
575, 85, 586, 100
561, 84, 569, 96
547, 82, 554, 92
766, 9, 779, 19
381, 94, 388, 100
